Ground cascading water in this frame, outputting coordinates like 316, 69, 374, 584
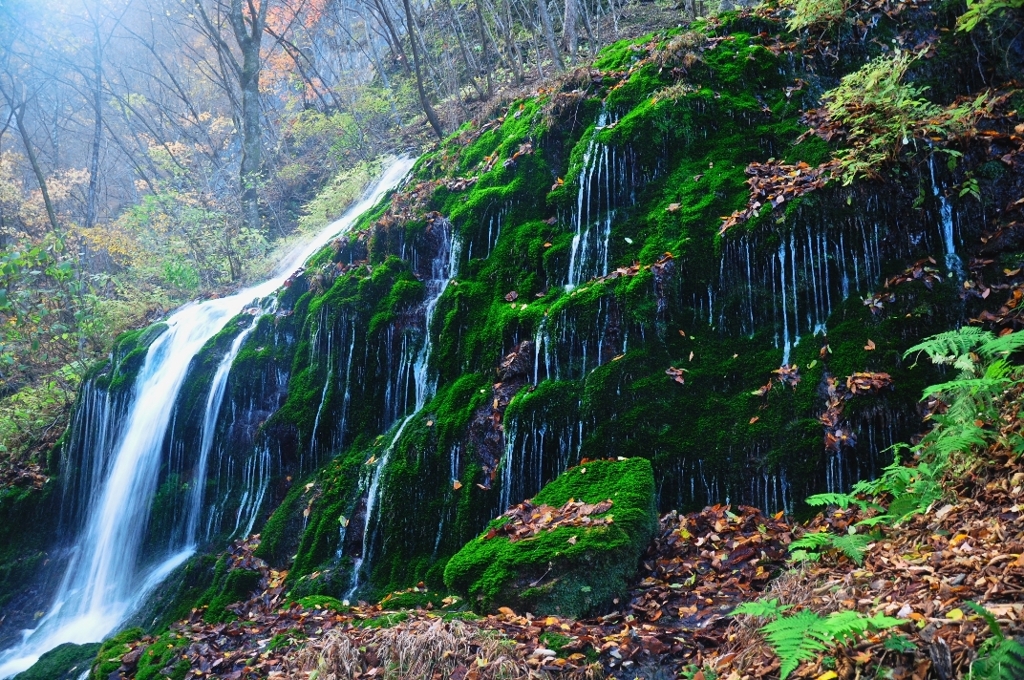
346, 218, 461, 599
929, 154, 963, 277
0, 157, 416, 678
565, 113, 637, 289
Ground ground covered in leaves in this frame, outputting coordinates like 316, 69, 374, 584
88, 440, 1024, 680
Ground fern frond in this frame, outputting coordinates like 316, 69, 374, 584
829, 534, 870, 565
928, 423, 990, 458
923, 376, 1013, 401
789, 532, 833, 552
761, 610, 833, 679
789, 549, 820, 563
975, 330, 1024, 361
805, 492, 864, 509
824, 611, 902, 643
739, 606, 902, 680
972, 638, 1024, 680
965, 601, 1004, 640
733, 599, 792, 619
905, 327, 992, 364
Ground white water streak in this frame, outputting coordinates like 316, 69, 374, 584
0, 158, 415, 679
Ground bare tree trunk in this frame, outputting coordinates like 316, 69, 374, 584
562, 0, 579, 62
446, 0, 486, 99
12, 98, 60, 235
85, 21, 103, 229
366, 0, 412, 73
227, 0, 268, 240
475, 2, 495, 98
401, 0, 443, 139
536, 0, 564, 71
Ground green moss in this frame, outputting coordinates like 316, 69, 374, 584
244, 7, 993, 606
194, 558, 262, 623
266, 628, 307, 653
357, 612, 409, 628
444, 458, 657, 617
378, 589, 459, 610
538, 632, 573, 657
253, 479, 308, 566
135, 630, 189, 680
125, 554, 220, 633
0, 483, 59, 609
294, 595, 348, 611
89, 628, 144, 680
93, 323, 168, 392
14, 642, 101, 680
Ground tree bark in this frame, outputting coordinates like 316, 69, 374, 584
401, 0, 444, 139
85, 19, 103, 229
536, 0, 564, 72
562, 0, 579, 62
475, 1, 495, 98
12, 98, 60, 235
226, 0, 268, 239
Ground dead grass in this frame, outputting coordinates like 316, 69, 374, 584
284, 618, 551, 679
711, 565, 847, 673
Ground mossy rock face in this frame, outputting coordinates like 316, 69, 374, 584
13, 641, 101, 680
93, 323, 169, 393
88, 627, 143, 680
444, 458, 657, 617
195, 559, 262, 623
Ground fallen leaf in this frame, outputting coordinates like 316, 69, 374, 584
865, 339, 876, 351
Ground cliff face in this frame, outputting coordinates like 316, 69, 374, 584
3, 2, 1022, 641
253, 7, 1021, 600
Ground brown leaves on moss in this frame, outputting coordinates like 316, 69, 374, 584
820, 372, 893, 452
752, 363, 801, 398
484, 498, 615, 542
719, 160, 840, 236
863, 258, 943, 315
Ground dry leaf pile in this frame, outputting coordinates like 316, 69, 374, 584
484, 498, 615, 542
820, 372, 893, 452
863, 259, 943, 314
719, 160, 841, 236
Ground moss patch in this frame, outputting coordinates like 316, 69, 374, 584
89, 628, 144, 680
444, 458, 657, 617
14, 642, 101, 680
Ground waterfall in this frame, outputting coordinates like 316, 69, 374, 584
346, 219, 461, 599
565, 113, 637, 289
0, 157, 416, 679
184, 317, 265, 543
928, 154, 963, 277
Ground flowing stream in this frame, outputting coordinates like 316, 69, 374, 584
0, 157, 415, 679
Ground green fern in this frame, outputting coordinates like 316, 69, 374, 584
734, 603, 902, 679
905, 329, 1024, 465
789, 531, 870, 565
830, 534, 871, 565
965, 601, 1024, 680
805, 492, 871, 511
733, 598, 792, 619
761, 610, 834, 678
957, 0, 1024, 32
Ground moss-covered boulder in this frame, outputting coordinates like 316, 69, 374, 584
14, 642, 100, 680
444, 457, 657, 617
